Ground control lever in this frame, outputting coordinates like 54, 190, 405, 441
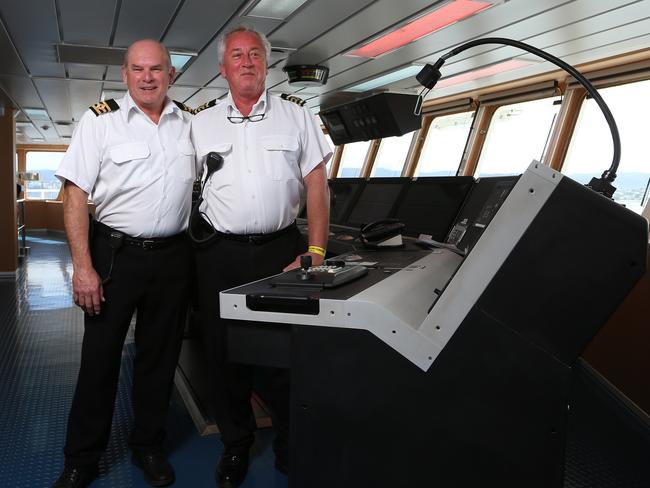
298, 255, 312, 281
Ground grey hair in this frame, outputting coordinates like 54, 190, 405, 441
217, 25, 271, 65
123, 39, 172, 70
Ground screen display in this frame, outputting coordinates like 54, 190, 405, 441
328, 178, 366, 225
345, 178, 408, 228
393, 176, 474, 241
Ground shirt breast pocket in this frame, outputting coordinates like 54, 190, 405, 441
176, 139, 196, 182
261, 135, 301, 180
106, 141, 151, 190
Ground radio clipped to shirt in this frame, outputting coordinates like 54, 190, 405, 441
187, 152, 224, 245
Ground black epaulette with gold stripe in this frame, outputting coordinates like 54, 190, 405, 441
193, 99, 217, 115
280, 93, 306, 107
173, 100, 194, 113
89, 99, 119, 116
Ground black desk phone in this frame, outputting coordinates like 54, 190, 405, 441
360, 218, 406, 247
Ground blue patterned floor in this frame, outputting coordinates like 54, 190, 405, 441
0, 232, 288, 488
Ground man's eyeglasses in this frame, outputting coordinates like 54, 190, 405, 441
227, 113, 265, 124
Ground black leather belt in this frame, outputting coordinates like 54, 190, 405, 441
93, 221, 185, 250
215, 222, 296, 245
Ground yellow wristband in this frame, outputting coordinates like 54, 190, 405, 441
308, 245, 326, 257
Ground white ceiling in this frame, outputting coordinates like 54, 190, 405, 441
1, 0, 649, 144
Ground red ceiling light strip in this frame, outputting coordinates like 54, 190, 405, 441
348, 0, 493, 59
435, 59, 531, 88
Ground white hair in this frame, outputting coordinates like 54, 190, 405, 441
217, 25, 271, 65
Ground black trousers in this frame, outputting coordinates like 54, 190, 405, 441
64, 230, 192, 468
194, 225, 304, 452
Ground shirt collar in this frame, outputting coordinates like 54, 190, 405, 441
123, 92, 180, 120
225, 90, 268, 117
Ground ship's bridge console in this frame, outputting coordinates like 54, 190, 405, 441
219, 162, 648, 488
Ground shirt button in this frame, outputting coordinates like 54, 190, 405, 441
248, 169, 252, 174
251, 195, 255, 199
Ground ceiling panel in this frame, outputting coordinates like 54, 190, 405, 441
268, 0, 375, 50
113, 0, 179, 47
163, 0, 241, 52
33, 79, 72, 121
16, 122, 43, 140
69, 80, 103, 121
0, 0, 64, 77
168, 85, 200, 103
0, 75, 43, 108
177, 40, 220, 86
0, 22, 28, 76
102, 80, 126, 91
41, 124, 60, 141
67, 64, 107, 80
54, 123, 74, 137
185, 88, 228, 108
105, 65, 123, 82
58, 0, 118, 45
228, 14, 284, 37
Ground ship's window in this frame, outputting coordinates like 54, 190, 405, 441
416, 111, 474, 176
476, 97, 560, 177
25, 151, 65, 200
563, 79, 650, 214
338, 140, 371, 177
370, 132, 415, 177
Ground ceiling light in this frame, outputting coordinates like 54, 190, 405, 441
434, 59, 531, 88
23, 108, 50, 120
171, 54, 193, 71
244, 0, 310, 20
346, 65, 423, 92
348, 0, 494, 59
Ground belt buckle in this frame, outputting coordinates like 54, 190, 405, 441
142, 239, 156, 250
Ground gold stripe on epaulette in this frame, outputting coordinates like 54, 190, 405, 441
280, 93, 306, 106
193, 99, 217, 115
173, 100, 194, 113
89, 99, 120, 116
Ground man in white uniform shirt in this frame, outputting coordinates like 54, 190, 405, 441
190, 25, 331, 488
52, 40, 194, 488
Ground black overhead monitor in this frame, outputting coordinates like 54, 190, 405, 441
392, 176, 474, 241
320, 110, 349, 143
328, 178, 366, 225
344, 177, 409, 228
446, 175, 520, 253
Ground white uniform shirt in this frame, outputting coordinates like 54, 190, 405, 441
191, 91, 332, 234
56, 93, 195, 238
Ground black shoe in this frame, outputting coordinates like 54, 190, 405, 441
131, 451, 175, 487
52, 465, 98, 488
216, 448, 249, 488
